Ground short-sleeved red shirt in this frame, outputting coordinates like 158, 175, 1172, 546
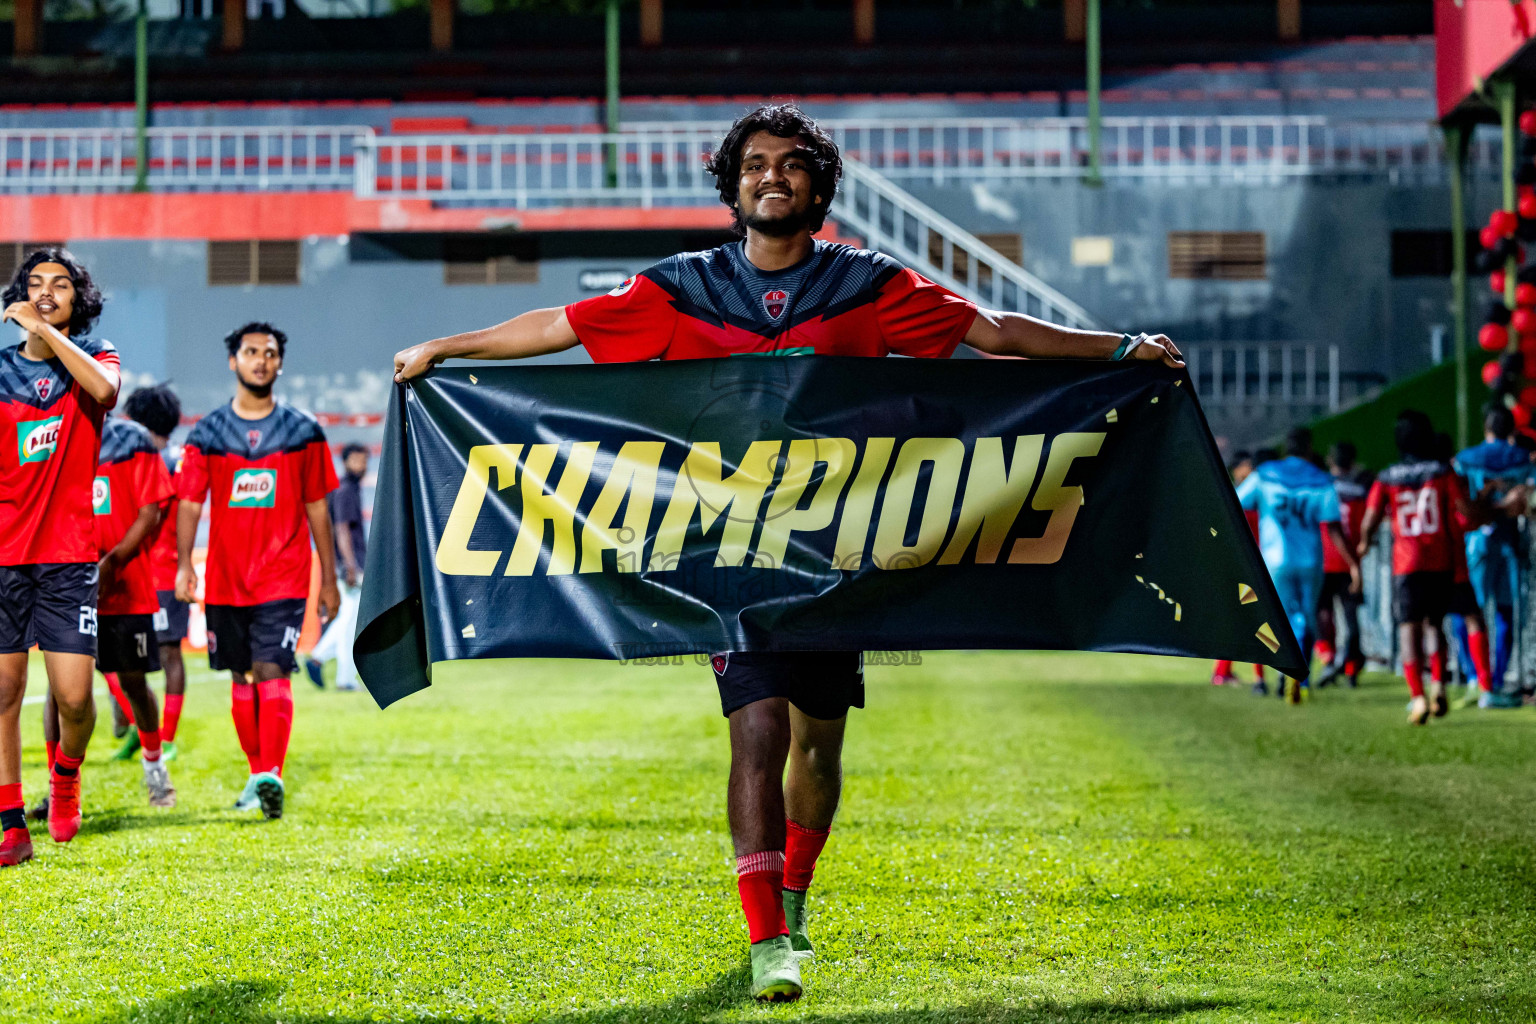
1365, 460, 1467, 576
147, 444, 180, 592
1320, 472, 1371, 574
0, 337, 120, 566
566, 240, 978, 362
94, 418, 175, 616
178, 402, 337, 607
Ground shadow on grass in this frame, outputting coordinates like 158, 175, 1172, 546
73, 808, 218, 837
87, 977, 1238, 1024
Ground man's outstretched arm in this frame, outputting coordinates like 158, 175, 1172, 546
962, 309, 1184, 368
395, 307, 581, 382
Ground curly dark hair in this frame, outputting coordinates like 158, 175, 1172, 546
224, 321, 287, 358
2, 247, 105, 338
704, 104, 842, 236
124, 383, 182, 438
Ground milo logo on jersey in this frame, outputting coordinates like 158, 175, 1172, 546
93, 475, 111, 515
229, 468, 277, 508
17, 416, 62, 464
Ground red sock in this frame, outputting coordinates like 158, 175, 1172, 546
162, 693, 184, 743
231, 684, 262, 774
1344, 657, 1362, 677
736, 850, 788, 944
1252, 664, 1266, 681
138, 728, 162, 762
104, 672, 135, 726
1403, 661, 1424, 699
1315, 641, 1335, 665
256, 678, 294, 777
784, 819, 831, 893
0, 782, 24, 843
54, 750, 83, 776
1213, 660, 1233, 677
45, 740, 56, 772
1468, 628, 1494, 692
1429, 650, 1446, 685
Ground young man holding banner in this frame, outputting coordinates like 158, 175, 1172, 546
394, 104, 1182, 1002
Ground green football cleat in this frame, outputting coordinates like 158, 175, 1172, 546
253, 772, 285, 820
783, 889, 814, 957
749, 935, 802, 1002
109, 730, 142, 762
233, 774, 262, 811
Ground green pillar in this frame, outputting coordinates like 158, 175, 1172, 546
1085, 0, 1101, 186
133, 0, 148, 193
1499, 78, 1519, 312
604, 0, 620, 189
1448, 123, 1470, 448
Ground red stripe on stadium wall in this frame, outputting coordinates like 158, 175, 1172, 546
0, 193, 734, 240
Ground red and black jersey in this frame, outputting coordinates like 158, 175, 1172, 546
1365, 460, 1468, 576
0, 337, 120, 566
94, 418, 175, 616
147, 444, 181, 592
566, 240, 978, 362
178, 402, 338, 607
1321, 471, 1372, 574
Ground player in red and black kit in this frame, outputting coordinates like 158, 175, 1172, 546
0, 248, 121, 865
1314, 440, 1372, 688
1357, 411, 1492, 725
126, 384, 191, 758
34, 413, 177, 817
175, 323, 339, 821
393, 105, 1182, 1002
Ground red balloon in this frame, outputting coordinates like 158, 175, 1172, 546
1521, 388, 1536, 408
1493, 210, 1520, 237
1484, 360, 1504, 387
1482, 225, 1503, 250
1520, 194, 1536, 221
1522, 109, 1536, 135
1522, 185, 1536, 202
1493, 270, 1509, 294
1517, 283, 1536, 306
1512, 309, 1535, 334
1515, 403, 1533, 429
1481, 323, 1511, 351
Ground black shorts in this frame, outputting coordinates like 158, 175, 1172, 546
0, 562, 97, 656
711, 651, 864, 720
1451, 580, 1481, 617
205, 599, 306, 674
97, 613, 161, 674
1320, 572, 1360, 605
1393, 571, 1454, 624
153, 589, 189, 645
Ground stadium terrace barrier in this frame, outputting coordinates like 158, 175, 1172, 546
0, 126, 369, 192
0, 117, 1486, 195
1186, 343, 1343, 412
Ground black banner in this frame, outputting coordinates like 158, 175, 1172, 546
354, 357, 1305, 708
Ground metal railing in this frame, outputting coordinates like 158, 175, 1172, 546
1186, 343, 1341, 411
0, 126, 370, 192
0, 118, 1496, 194
833, 157, 1097, 328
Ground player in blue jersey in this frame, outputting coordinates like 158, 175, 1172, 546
1235, 428, 1361, 702
1452, 407, 1534, 708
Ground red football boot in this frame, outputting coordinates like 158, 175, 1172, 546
47, 770, 82, 844
0, 826, 34, 866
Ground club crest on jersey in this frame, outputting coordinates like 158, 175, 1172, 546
762, 290, 788, 320
16, 416, 62, 464
247, 430, 262, 450
92, 476, 111, 515
608, 276, 637, 297
229, 468, 277, 508
33, 377, 52, 402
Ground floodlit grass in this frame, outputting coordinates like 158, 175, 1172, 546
3, 651, 1535, 1023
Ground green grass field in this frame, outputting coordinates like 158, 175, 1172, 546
3, 652, 1535, 1024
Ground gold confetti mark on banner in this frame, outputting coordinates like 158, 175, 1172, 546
1238, 583, 1257, 605
1174, 603, 1182, 622
1134, 575, 1182, 622
469, 374, 479, 384
1210, 527, 1218, 537
1255, 622, 1280, 653
1175, 379, 1183, 386
1106, 409, 1119, 423
1151, 397, 1159, 404
1135, 553, 1144, 559
461, 624, 477, 639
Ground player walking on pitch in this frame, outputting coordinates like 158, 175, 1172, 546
175, 323, 340, 820
393, 104, 1182, 1002
0, 249, 121, 865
